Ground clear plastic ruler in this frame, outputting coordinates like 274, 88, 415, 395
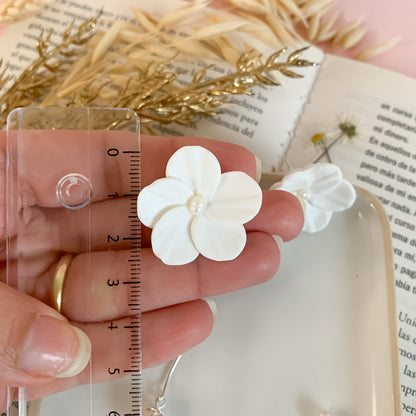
5, 107, 142, 416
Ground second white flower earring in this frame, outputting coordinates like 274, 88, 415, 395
137, 146, 263, 265
270, 163, 356, 233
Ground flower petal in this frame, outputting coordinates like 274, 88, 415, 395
166, 146, 221, 197
151, 206, 199, 265
205, 172, 263, 224
303, 203, 332, 233
191, 216, 246, 261
137, 178, 193, 228
270, 171, 311, 193
309, 180, 356, 212
308, 163, 342, 194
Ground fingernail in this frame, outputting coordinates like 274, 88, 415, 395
254, 156, 262, 183
273, 235, 284, 254
19, 314, 91, 378
204, 299, 218, 325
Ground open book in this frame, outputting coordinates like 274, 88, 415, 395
0, 0, 415, 414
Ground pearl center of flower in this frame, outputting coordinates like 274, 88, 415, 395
187, 194, 207, 216
296, 188, 312, 201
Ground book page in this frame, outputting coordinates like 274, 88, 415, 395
0, 0, 324, 171
286, 54, 416, 415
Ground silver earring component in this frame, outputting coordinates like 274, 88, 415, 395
147, 355, 182, 416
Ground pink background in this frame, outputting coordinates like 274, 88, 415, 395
0, 0, 415, 78
319, 0, 416, 78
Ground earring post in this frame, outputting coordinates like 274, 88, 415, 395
148, 355, 182, 416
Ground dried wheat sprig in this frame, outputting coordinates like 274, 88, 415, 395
0, 0, 399, 130
242, 15, 286, 49
0, 7, 317, 129
0, 14, 99, 126
278, 0, 307, 26
191, 20, 248, 40
47, 45, 315, 126
315, 11, 339, 42
275, 5, 304, 42
331, 15, 365, 46
0, 0, 51, 24
299, 0, 335, 20
354, 37, 401, 61
111, 47, 316, 125
0, 59, 12, 90
131, 8, 159, 33
92, 20, 125, 64
265, 14, 299, 48
341, 26, 367, 49
223, 0, 272, 15
158, 0, 209, 28
307, 10, 323, 41
220, 0, 392, 61
122, 0, 396, 66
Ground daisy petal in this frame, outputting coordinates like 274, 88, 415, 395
166, 146, 221, 197
152, 206, 199, 265
308, 164, 342, 194
192, 216, 246, 261
309, 180, 356, 212
303, 203, 332, 233
137, 178, 193, 228
271, 171, 311, 192
205, 172, 263, 224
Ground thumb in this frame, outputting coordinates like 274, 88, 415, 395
0, 281, 91, 386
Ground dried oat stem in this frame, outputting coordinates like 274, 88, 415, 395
0, 0, 52, 24
0, 10, 315, 129
0, 0, 398, 129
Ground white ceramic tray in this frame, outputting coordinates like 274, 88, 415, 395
142, 187, 400, 416
38, 187, 400, 416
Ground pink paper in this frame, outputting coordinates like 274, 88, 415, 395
318, 0, 416, 78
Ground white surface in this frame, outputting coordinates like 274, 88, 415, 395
143, 188, 399, 416
38, 189, 398, 416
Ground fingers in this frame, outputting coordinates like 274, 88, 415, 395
3, 190, 299, 321
1, 188, 302, 263
3, 300, 215, 404
1, 131, 257, 242
0, 282, 91, 389
246, 190, 304, 241
47, 231, 279, 322
0, 199, 133, 261
86, 299, 215, 373
1, 130, 255, 208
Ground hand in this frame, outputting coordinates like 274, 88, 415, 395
0, 130, 303, 406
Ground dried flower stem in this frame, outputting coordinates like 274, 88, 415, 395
313, 132, 343, 163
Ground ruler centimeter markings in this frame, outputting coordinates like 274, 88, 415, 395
125, 148, 142, 416
3, 109, 144, 416
106, 146, 142, 416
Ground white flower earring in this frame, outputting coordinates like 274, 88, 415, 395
270, 163, 356, 233
137, 146, 263, 265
